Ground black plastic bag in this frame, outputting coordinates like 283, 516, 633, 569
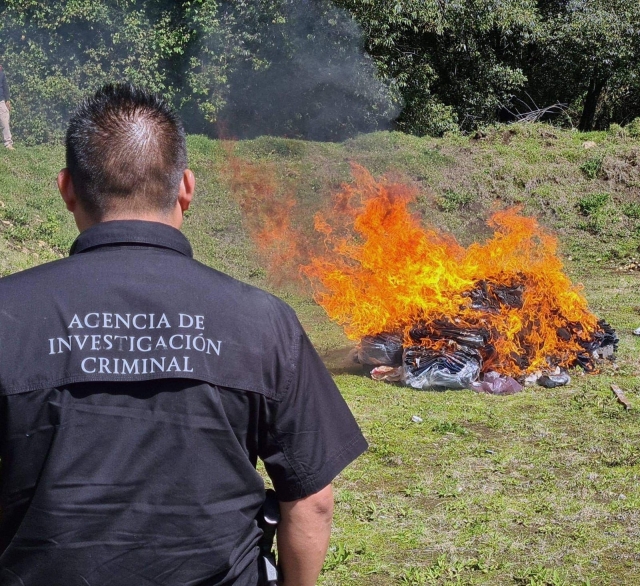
409, 320, 488, 349
357, 333, 404, 366
467, 280, 524, 313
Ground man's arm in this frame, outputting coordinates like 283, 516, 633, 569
277, 484, 334, 586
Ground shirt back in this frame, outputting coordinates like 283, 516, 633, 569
0, 221, 367, 586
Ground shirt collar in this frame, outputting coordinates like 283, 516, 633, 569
69, 220, 193, 258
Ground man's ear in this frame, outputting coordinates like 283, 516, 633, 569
178, 169, 195, 213
57, 168, 77, 212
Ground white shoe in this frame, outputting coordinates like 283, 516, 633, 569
5, 145, 14, 150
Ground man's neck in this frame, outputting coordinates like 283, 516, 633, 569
78, 209, 184, 233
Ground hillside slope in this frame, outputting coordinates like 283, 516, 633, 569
2, 125, 639, 345
3, 126, 640, 271
2, 127, 640, 584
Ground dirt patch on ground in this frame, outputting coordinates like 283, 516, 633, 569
602, 149, 640, 187
465, 422, 506, 442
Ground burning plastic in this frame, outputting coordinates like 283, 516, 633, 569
409, 320, 488, 349
298, 166, 618, 390
228, 162, 618, 391
581, 319, 619, 353
467, 280, 524, 313
357, 333, 404, 366
358, 280, 616, 391
403, 346, 482, 391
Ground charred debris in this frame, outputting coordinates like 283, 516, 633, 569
356, 280, 618, 395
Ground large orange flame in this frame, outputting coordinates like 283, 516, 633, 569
224, 156, 604, 378
302, 165, 600, 376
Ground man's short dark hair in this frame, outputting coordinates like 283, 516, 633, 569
66, 84, 187, 220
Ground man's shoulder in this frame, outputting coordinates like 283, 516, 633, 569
0, 253, 300, 328
0, 257, 78, 306
185, 257, 300, 324
0, 256, 73, 287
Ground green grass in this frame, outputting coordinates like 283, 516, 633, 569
327, 295, 640, 585
2, 124, 640, 584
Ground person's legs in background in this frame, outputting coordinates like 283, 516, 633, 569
0, 101, 14, 149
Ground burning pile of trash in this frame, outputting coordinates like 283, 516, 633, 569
301, 166, 618, 394
227, 158, 617, 394
357, 309, 617, 395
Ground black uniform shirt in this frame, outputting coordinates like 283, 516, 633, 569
0, 220, 367, 586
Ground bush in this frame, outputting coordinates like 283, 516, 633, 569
397, 98, 459, 137
438, 189, 474, 211
626, 117, 640, 138
578, 192, 610, 215
608, 123, 627, 138
580, 156, 604, 179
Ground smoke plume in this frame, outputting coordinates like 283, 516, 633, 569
216, 0, 400, 141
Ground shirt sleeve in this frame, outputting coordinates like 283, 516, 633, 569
259, 327, 368, 502
2, 74, 8, 102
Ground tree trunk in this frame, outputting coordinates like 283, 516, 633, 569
579, 75, 607, 131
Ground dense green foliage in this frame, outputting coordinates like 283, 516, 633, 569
1, 0, 640, 141
529, 0, 640, 131
334, 0, 536, 135
0, 0, 398, 142
338, 0, 640, 134
0, 0, 230, 142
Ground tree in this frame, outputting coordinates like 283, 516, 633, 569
3, 0, 640, 142
526, 0, 640, 130
0, 0, 204, 141
0, 0, 398, 142
334, 0, 538, 135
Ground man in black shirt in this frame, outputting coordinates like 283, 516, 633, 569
0, 65, 13, 150
0, 84, 367, 585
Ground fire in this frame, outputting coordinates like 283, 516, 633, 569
302, 165, 602, 377
223, 143, 307, 283
225, 154, 612, 382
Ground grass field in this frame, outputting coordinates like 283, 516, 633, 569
1, 124, 640, 585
